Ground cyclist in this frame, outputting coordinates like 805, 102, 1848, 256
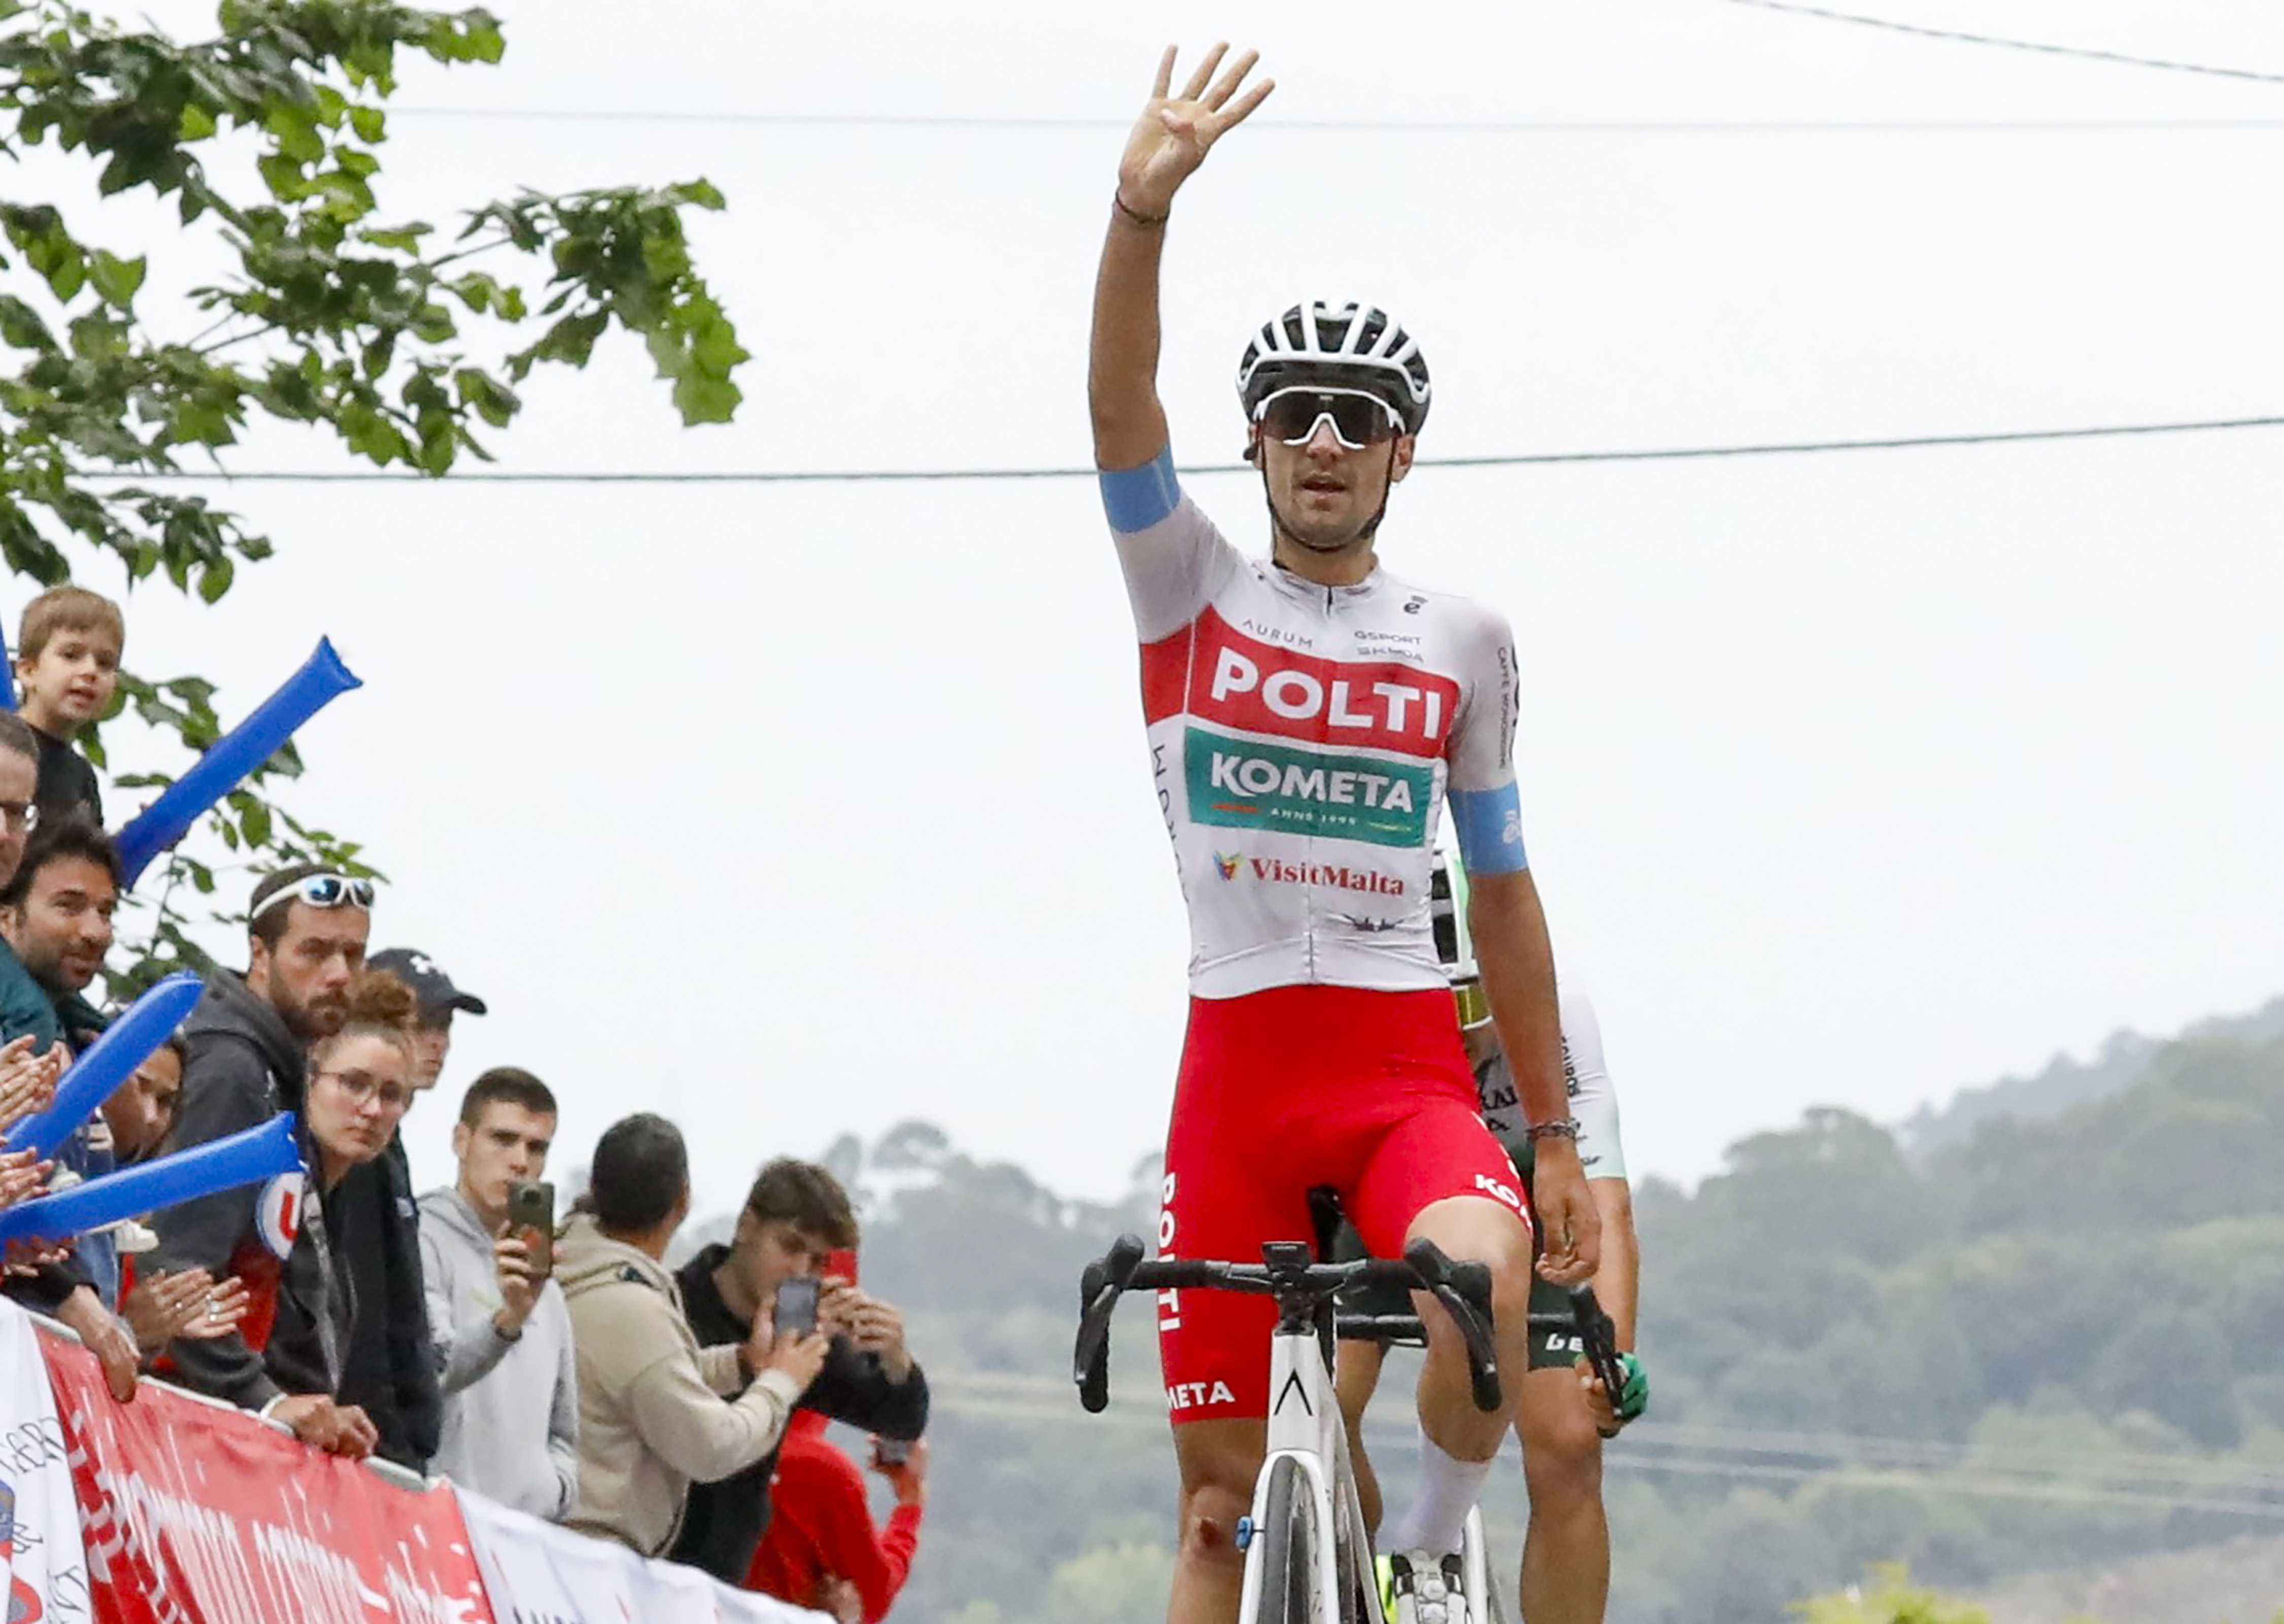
1089, 45, 1599, 1624
1333, 851, 1645, 1624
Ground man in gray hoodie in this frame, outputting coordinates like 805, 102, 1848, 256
420, 1066, 580, 1519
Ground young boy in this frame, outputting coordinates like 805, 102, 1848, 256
12, 584, 122, 824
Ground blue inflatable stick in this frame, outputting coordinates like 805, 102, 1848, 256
113, 639, 362, 887
1, 611, 14, 712
0, 1112, 302, 1243
3, 973, 204, 1160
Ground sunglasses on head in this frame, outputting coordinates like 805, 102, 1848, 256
256, 873, 374, 920
1253, 387, 1404, 451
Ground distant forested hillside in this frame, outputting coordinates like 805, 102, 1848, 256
734, 1009, 2284, 1623
1899, 994, 2284, 1156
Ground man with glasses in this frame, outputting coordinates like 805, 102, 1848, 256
144, 863, 383, 1455
1090, 46, 1597, 1624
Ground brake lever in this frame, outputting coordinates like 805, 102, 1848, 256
1403, 1239, 1504, 1414
1073, 1233, 1146, 1413
1567, 1284, 1628, 1427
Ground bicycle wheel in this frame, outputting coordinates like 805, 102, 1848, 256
1253, 1456, 1325, 1623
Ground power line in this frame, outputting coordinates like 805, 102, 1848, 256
93, 414, 2284, 486
1728, 0, 2284, 87
1610, 1451, 2284, 1521
939, 1373, 2284, 1495
928, 1384, 2284, 1520
388, 106, 2284, 133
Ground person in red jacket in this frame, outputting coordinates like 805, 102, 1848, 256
746, 1249, 926, 1622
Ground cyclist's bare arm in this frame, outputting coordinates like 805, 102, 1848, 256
1591, 1178, 1638, 1349
1471, 868, 1602, 1281
1088, 44, 1274, 471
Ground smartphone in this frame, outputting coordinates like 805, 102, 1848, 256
774, 1274, 821, 1338
505, 1181, 555, 1278
874, 1437, 913, 1467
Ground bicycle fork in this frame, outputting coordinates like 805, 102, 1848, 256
1239, 1324, 1373, 1618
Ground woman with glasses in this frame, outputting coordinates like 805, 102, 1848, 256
139, 967, 419, 1460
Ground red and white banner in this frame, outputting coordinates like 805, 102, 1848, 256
454, 1488, 825, 1624
1, 1301, 93, 1624
6, 1311, 825, 1624
40, 1331, 493, 1623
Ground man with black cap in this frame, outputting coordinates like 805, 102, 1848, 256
366, 947, 487, 1098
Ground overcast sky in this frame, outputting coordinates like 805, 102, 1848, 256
17, 1, 2283, 1214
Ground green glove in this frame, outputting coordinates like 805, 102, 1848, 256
1613, 1351, 1649, 1424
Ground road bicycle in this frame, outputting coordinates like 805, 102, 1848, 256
1074, 1233, 1625, 1623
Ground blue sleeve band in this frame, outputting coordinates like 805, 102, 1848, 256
1098, 445, 1180, 533
1450, 783, 1529, 875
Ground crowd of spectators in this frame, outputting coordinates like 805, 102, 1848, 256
0, 584, 930, 1619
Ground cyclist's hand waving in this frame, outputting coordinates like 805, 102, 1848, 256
1117, 44, 1275, 219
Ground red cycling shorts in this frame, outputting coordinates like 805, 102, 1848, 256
1155, 984, 1533, 1426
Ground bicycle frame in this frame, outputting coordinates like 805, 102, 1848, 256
1073, 1235, 1507, 1623
1237, 1315, 1376, 1620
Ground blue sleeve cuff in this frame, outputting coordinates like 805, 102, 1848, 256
1450, 783, 1529, 875
1098, 445, 1180, 533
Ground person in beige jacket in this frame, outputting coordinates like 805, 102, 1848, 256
559, 1113, 830, 1557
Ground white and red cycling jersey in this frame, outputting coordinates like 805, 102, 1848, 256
1102, 447, 1530, 999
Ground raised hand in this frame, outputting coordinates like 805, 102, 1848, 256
122, 1268, 216, 1359
123, 1269, 253, 1357
0, 1037, 62, 1138
492, 1232, 540, 1335
1117, 44, 1275, 219
178, 1273, 252, 1342
0, 1148, 50, 1210
763, 1325, 836, 1398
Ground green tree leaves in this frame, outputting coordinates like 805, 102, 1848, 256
1, 0, 746, 986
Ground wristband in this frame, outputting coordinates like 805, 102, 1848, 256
1112, 190, 1169, 228
1525, 1118, 1582, 1143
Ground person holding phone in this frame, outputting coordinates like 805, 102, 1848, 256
419, 1067, 582, 1519
561, 1117, 833, 1559
671, 1160, 931, 1585
745, 1253, 930, 1623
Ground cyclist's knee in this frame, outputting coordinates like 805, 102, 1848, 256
1408, 1195, 1535, 1286
1176, 1477, 1253, 1568
1173, 1422, 1263, 1568
1519, 1368, 1604, 1499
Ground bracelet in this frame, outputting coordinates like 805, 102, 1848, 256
1112, 190, 1169, 229
1525, 1117, 1582, 1143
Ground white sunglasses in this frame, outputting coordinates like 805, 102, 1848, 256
1252, 387, 1405, 450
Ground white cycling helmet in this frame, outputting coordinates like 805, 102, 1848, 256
1236, 300, 1433, 437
